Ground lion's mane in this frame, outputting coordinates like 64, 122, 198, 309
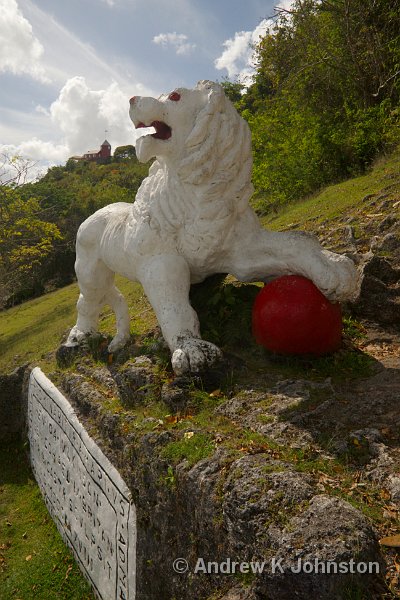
133, 81, 254, 261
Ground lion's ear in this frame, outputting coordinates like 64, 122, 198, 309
186, 82, 225, 149
196, 80, 225, 109
207, 82, 225, 110
196, 80, 221, 90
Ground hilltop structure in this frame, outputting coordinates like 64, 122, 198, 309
70, 140, 112, 164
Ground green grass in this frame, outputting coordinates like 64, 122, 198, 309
0, 275, 156, 375
262, 151, 400, 231
160, 432, 215, 467
0, 441, 95, 600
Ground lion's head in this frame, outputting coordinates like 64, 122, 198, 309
129, 81, 254, 215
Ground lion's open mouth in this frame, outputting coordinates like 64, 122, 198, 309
136, 121, 172, 140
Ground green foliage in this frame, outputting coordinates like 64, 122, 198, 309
0, 187, 61, 306
12, 157, 149, 305
239, 0, 400, 211
247, 97, 337, 210
220, 79, 245, 103
190, 275, 260, 348
342, 317, 367, 340
113, 144, 137, 161
162, 465, 176, 488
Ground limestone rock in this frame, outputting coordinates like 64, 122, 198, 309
114, 357, 159, 406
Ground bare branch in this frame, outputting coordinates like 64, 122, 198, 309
0, 153, 38, 186
372, 69, 400, 98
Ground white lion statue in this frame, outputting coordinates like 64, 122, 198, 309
66, 80, 359, 374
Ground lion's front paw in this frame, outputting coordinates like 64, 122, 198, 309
311, 251, 361, 303
65, 325, 87, 347
171, 338, 223, 375
108, 332, 131, 353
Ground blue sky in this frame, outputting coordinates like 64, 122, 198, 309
0, 0, 281, 173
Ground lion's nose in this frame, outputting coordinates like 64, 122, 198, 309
129, 96, 137, 105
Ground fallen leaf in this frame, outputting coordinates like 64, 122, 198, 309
0, 543, 11, 550
318, 471, 338, 485
383, 509, 398, 520
209, 389, 223, 398
394, 557, 400, 573
165, 415, 179, 424
65, 564, 73, 580
379, 534, 400, 547
25, 555, 32, 561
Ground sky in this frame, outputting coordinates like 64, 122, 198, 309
0, 0, 284, 176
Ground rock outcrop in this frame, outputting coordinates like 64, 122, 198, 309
55, 345, 398, 600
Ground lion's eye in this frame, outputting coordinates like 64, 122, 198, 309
168, 92, 181, 102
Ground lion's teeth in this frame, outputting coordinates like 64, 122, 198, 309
136, 126, 156, 138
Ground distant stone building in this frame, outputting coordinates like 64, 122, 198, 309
70, 140, 112, 164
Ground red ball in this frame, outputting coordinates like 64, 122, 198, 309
252, 275, 343, 355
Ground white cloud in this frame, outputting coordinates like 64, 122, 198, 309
214, 19, 270, 84
278, 0, 295, 11
12, 139, 68, 163
35, 104, 50, 117
153, 32, 196, 56
0, 0, 48, 81
0, 76, 146, 176
50, 76, 136, 156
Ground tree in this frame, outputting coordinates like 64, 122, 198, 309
0, 186, 61, 306
220, 79, 245, 104
0, 153, 62, 306
0, 151, 151, 306
0, 153, 38, 186
241, 0, 400, 210
113, 145, 137, 162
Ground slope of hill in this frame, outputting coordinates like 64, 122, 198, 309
1, 147, 398, 375
1, 154, 149, 309
0, 150, 399, 599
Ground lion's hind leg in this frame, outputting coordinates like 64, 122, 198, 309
106, 285, 131, 352
66, 252, 130, 350
66, 256, 111, 346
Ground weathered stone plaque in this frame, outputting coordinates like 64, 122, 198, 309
28, 367, 136, 600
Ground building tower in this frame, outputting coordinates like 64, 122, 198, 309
99, 140, 111, 160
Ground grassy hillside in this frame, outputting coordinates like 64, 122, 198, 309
0, 276, 156, 375
1, 148, 399, 376
262, 149, 400, 232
